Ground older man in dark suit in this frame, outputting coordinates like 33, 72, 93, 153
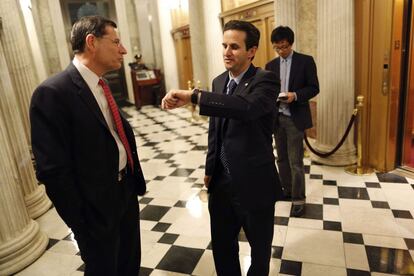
30, 16, 146, 276
162, 20, 283, 276
265, 26, 319, 217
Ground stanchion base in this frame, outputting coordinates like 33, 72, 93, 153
345, 165, 375, 175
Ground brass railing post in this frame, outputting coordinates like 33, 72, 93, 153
187, 80, 193, 91
345, 95, 374, 175
190, 80, 202, 123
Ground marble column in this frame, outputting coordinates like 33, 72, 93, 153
0, 28, 51, 218
0, 79, 48, 275
31, 0, 68, 76
0, 0, 39, 144
189, 0, 208, 89
19, 0, 48, 82
274, 0, 298, 50
309, 0, 356, 165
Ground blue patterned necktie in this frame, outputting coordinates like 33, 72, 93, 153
227, 79, 237, 95
219, 79, 237, 174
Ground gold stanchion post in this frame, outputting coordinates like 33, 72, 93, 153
187, 80, 198, 123
187, 80, 193, 91
345, 95, 374, 175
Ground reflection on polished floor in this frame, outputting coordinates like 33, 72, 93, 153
15, 106, 414, 276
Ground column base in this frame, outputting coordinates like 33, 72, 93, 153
0, 220, 48, 275
345, 165, 375, 175
309, 141, 357, 166
25, 184, 52, 219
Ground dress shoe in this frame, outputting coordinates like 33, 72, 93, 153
292, 204, 305, 217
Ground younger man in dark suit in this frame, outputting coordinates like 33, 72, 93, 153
162, 20, 282, 276
265, 26, 319, 217
30, 16, 146, 275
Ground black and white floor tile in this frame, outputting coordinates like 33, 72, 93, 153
15, 106, 414, 275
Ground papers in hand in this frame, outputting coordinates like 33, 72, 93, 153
277, 92, 288, 101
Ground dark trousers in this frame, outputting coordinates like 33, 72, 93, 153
74, 184, 141, 276
208, 168, 275, 276
274, 114, 306, 203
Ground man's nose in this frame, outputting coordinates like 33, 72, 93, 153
120, 44, 127, 54
223, 46, 231, 55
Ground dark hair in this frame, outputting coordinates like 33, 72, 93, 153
223, 20, 260, 50
271, 26, 294, 44
70, 15, 117, 54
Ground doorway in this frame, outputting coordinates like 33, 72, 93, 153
399, 0, 414, 171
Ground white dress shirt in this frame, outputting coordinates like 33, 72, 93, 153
72, 57, 127, 171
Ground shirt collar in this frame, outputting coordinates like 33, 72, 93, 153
72, 56, 100, 89
228, 66, 249, 85
281, 51, 294, 63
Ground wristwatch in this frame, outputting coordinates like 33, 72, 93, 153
191, 89, 200, 105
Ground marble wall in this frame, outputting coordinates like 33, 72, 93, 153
297, 0, 317, 59
125, 0, 141, 64
135, 0, 164, 69
274, 0, 317, 59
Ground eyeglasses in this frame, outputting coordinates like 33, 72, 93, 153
100, 36, 123, 47
273, 44, 291, 52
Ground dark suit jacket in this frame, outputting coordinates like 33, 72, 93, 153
265, 51, 319, 131
201, 65, 283, 210
30, 63, 146, 239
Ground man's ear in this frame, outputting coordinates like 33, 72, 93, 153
248, 46, 258, 60
85, 34, 96, 52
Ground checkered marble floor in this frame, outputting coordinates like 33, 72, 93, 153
15, 105, 414, 276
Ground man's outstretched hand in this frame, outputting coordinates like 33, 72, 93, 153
161, 89, 192, 110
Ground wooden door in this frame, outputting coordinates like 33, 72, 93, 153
220, 0, 275, 69
172, 25, 194, 90
249, 14, 277, 68
249, 19, 267, 67
266, 15, 277, 61
401, 3, 414, 170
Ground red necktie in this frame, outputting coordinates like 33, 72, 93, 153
99, 79, 134, 172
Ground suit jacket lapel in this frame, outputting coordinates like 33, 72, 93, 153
288, 52, 298, 91
67, 64, 110, 131
234, 64, 257, 96
274, 57, 281, 79
216, 73, 228, 96
221, 65, 257, 133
